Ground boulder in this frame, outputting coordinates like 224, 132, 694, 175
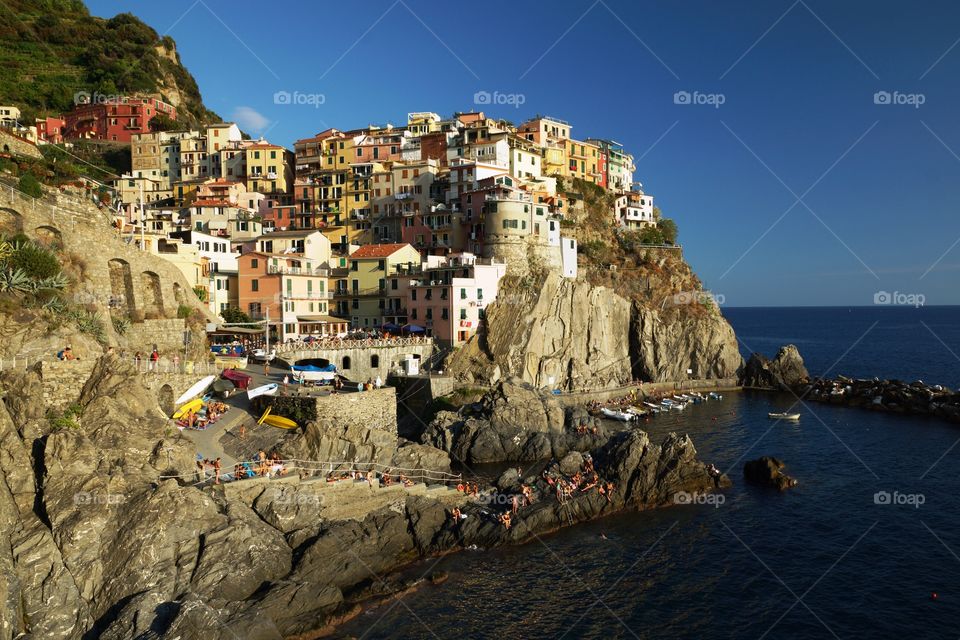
741, 345, 809, 390
743, 456, 797, 490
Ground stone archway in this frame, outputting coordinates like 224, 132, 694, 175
34, 225, 62, 248
0, 208, 23, 236
140, 271, 164, 318
108, 258, 135, 315
157, 384, 174, 416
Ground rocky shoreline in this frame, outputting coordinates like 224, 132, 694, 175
0, 356, 730, 640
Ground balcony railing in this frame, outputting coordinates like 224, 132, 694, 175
267, 265, 330, 276
281, 291, 332, 300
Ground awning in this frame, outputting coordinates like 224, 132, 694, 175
296, 315, 349, 323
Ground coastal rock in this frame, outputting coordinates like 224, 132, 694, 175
485, 377, 565, 433
447, 272, 634, 390
741, 345, 809, 390
630, 304, 743, 382
743, 456, 798, 490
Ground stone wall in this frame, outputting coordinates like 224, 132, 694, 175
255, 387, 398, 435
0, 129, 42, 159
279, 343, 434, 383
34, 360, 97, 412
34, 359, 215, 414
124, 319, 194, 359
0, 185, 212, 359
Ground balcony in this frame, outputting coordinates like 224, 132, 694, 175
281, 291, 331, 301
267, 265, 330, 277
395, 192, 413, 200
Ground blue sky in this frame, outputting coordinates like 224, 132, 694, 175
86, 0, 960, 306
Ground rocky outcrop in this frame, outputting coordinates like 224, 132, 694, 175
630, 304, 743, 382
448, 272, 633, 390
447, 271, 742, 390
741, 345, 809, 390
743, 456, 797, 490
420, 379, 607, 463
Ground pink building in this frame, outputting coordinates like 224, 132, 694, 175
406, 252, 507, 346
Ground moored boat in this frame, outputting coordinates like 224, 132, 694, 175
257, 407, 298, 429
768, 412, 801, 421
175, 374, 216, 405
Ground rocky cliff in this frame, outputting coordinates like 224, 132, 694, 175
448, 261, 742, 390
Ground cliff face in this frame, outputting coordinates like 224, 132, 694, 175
630, 303, 743, 382
448, 261, 742, 389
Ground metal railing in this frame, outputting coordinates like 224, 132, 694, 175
276, 336, 433, 353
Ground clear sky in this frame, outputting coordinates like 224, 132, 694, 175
86, 0, 960, 307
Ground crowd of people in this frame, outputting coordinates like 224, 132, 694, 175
176, 400, 229, 430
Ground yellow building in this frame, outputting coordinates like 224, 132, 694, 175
337, 243, 421, 328
245, 142, 293, 199
565, 139, 603, 185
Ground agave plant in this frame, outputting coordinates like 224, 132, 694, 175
0, 268, 31, 294
0, 241, 12, 263
34, 272, 70, 291
43, 296, 67, 314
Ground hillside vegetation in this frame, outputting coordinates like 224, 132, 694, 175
0, 0, 219, 126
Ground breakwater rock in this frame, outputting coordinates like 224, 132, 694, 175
800, 376, 960, 423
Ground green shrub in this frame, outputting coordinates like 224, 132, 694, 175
177, 304, 193, 319
8, 241, 61, 280
18, 173, 42, 198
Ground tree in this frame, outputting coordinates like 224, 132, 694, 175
220, 307, 252, 324
149, 113, 178, 132
658, 218, 678, 245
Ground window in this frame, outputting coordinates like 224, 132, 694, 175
251, 279, 259, 292
460, 309, 467, 320
442, 308, 449, 320
371, 354, 379, 367
342, 356, 351, 370
477, 288, 483, 299
460, 288, 467, 300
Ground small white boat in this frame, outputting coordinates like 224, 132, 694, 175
247, 383, 279, 400
671, 402, 687, 411
643, 402, 662, 413
708, 392, 723, 400
768, 412, 800, 421
601, 407, 636, 422
175, 375, 216, 405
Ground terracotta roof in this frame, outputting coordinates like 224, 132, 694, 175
349, 243, 412, 258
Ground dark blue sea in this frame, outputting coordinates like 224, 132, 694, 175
338, 306, 960, 639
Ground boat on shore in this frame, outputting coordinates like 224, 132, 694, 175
768, 412, 801, 421
175, 375, 216, 405
290, 361, 337, 383
601, 407, 637, 422
248, 383, 279, 400
257, 407, 298, 429
172, 398, 203, 419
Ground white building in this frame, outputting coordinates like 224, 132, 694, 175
615, 189, 655, 229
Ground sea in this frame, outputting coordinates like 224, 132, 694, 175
337, 306, 960, 639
